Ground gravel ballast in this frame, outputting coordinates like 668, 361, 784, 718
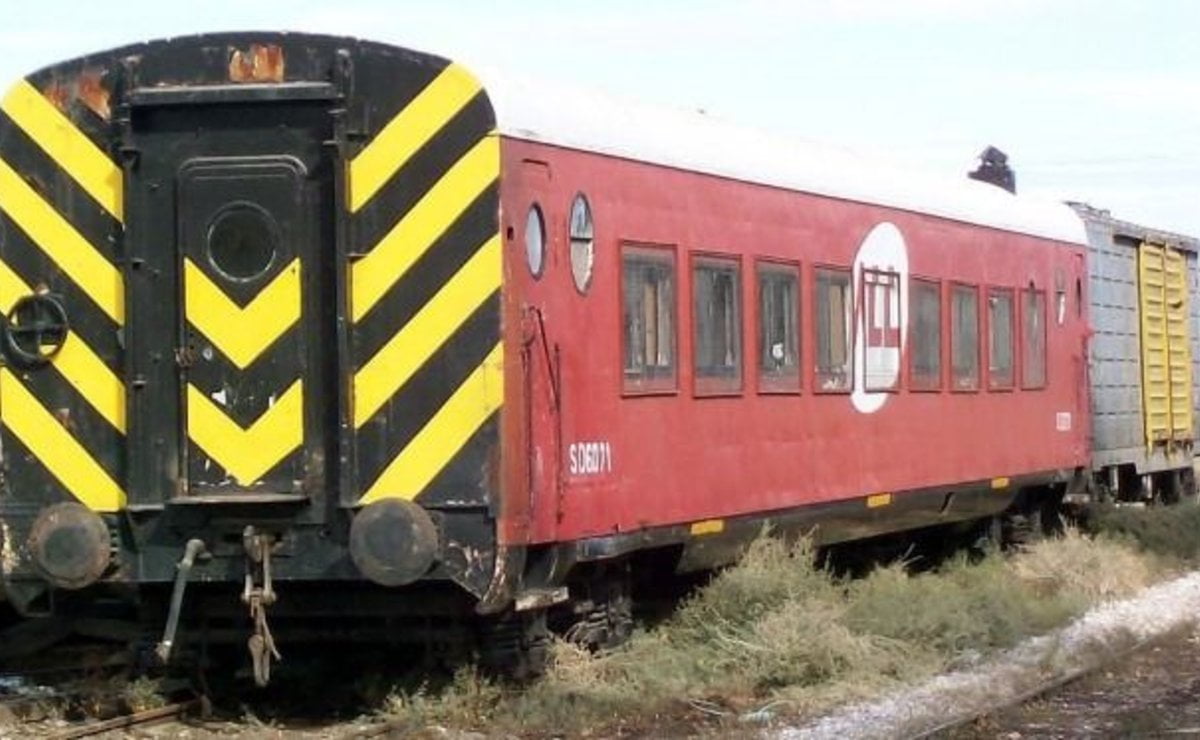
776, 569, 1200, 740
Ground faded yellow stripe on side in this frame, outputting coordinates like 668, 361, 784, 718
348, 63, 482, 213
360, 342, 503, 504
0, 157, 123, 324
0, 368, 125, 511
0, 259, 124, 432
187, 380, 303, 486
1, 80, 123, 221
350, 135, 498, 322
353, 234, 500, 428
185, 258, 300, 369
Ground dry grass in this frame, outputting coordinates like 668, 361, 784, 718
381, 526, 1167, 736
1085, 502, 1200, 563
1009, 527, 1156, 601
119, 676, 168, 713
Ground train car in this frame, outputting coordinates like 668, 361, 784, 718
1069, 203, 1200, 502
0, 32, 1089, 680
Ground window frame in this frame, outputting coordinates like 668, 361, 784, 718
908, 276, 943, 392
524, 203, 546, 279
691, 252, 744, 397
861, 268, 902, 393
568, 192, 595, 294
987, 286, 1016, 391
755, 258, 802, 394
950, 282, 981, 392
1021, 286, 1048, 390
813, 265, 854, 394
620, 242, 679, 396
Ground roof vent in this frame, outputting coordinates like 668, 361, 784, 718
968, 146, 1016, 194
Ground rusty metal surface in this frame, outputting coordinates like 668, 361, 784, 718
76, 70, 111, 121
227, 43, 285, 83
38, 70, 112, 121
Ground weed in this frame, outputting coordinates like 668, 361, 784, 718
383, 666, 503, 733
1010, 527, 1154, 601
378, 526, 1169, 736
120, 675, 167, 713
1085, 502, 1200, 562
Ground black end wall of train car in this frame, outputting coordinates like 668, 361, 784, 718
0, 33, 504, 612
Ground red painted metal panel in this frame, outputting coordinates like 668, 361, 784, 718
498, 138, 1089, 546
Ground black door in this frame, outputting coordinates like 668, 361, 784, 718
124, 92, 335, 502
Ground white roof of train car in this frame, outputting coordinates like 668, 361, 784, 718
479, 70, 1088, 246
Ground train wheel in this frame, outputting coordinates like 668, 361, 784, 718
968, 516, 1002, 559
1002, 508, 1044, 548
563, 567, 633, 651
1182, 468, 1199, 503
477, 608, 550, 681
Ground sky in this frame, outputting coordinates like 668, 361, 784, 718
2, 1, 1197, 236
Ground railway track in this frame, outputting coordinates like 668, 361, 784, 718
785, 569, 1200, 740
907, 633, 1160, 739
0, 641, 203, 739
44, 699, 199, 739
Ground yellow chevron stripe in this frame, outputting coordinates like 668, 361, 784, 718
353, 234, 500, 428
348, 63, 482, 213
350, 135, 498, 322
187, 380, 304, 486
185, 258, 300, 369
0, 157, 123, 324
360, 342, 503, 504
0, 368, 125, 511
1, 79, 123, 221
0, 260, 124, 432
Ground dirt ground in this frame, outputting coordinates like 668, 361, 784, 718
947, 625, 1200, 739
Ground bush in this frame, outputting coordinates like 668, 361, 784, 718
1085, 502, 1200, 562
383, 527, 1162, 735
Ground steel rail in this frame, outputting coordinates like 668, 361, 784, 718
47, 699, 199, 740
904, 632, 1161, 739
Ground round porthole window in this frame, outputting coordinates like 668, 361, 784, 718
569, 193, 594, 293
207, 204, 278, 281
525, 204, 546, 278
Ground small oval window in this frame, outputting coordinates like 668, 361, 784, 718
569, 194, 594, 293
525, 204, 545, 278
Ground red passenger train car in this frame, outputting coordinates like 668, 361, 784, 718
491, 75, 1091, 563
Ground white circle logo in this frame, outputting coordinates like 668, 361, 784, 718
851, 222, 909, 414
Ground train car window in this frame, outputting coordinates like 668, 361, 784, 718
569, 194, 595, 293
1022, 289, 1047, 389
208, 205, 278, 280
622, 245, 677, 392
909, 278, 942, 391
988, 288, 1015, 390
757, 261, 800, 393
1055, 270, 1066, 325
951, 284, 980, 391
863, 269, 901, 391
693, 255, 742, 392
815, 268, 852, 391
525, 204, 546, 278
